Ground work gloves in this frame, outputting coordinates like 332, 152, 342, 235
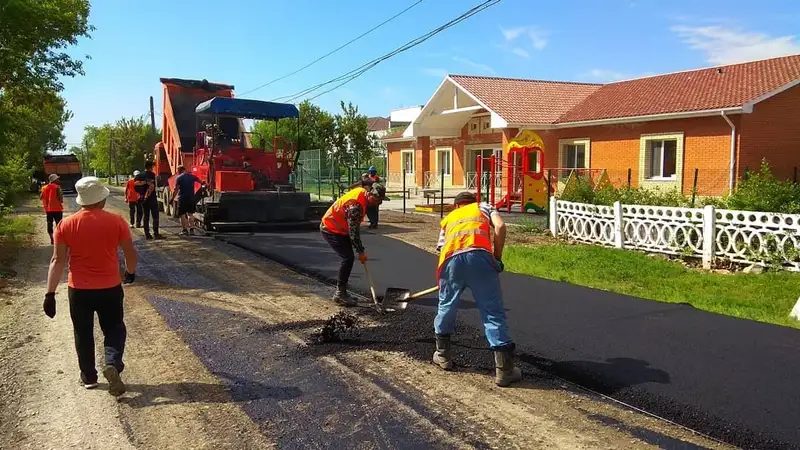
123, 272, 136, 284
494, 258, 505, 273
358, 252, 368, 264
43, 292, 56, 318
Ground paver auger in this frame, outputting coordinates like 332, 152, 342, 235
153, 78, 330, 232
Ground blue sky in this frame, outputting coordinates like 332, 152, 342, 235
61, 0, 800, 146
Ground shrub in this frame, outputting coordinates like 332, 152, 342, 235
725, 160, 800, 214
0, 154, 32, 211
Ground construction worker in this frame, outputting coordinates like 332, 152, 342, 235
433, 192, 521, 387
320, 181, 389, 306
362, 166, 382, 228
44, 176, 137, 396
40, 174, 64, 245
134, 161, 163, 240
124, 170, 143, 228
171, 165, 201, 236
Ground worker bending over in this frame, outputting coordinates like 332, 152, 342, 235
433, 192, 521, 387
134, 161, 162, 240
320, 182, 389, 306
171, 165, 201, 235
44, 177, 137, 396
124, 170, 143, 228
40, 174, 64, 245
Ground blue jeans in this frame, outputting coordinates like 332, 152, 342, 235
435, 250, 513, 349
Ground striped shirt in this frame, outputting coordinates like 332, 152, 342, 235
436, 202, 497, 254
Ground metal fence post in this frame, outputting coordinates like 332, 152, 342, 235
691, 168, 699, 207
613, 201, 624, 249
627, 168, 632, 188
440, 167, 445, 218
702, 205, 716, 269
402, 169, 406, 214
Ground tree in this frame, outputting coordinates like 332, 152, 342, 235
0, 0, 94, 92
82, 116, 160, 176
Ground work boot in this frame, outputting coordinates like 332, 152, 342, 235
493, 345, 522, 387
432, 334, 454, 370
332, 283, 357, 307
102, 365, 126, 397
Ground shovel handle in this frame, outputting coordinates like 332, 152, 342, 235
408, 285, 440, 300
362, 262, 380, 307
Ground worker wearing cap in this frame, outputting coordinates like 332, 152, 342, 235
320, 181, 389, 306
40, 174, 64, 245
134, 161, 162, 240
125, 170, 143, 228
44, 176, 137, 396
362, 166, 382, 229
433, 192, 521, 387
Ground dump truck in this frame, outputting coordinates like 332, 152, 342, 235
153, 78, 329, 231
41, 153, 82, 192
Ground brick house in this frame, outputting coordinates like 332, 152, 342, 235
383, 54, 800, 196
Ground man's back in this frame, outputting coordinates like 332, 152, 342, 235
54, 209, 131, 290
175, 173, 199, 200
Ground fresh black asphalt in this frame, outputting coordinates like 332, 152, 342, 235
221, 230, 800, 450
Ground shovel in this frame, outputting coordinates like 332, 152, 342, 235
381, 285, 439, 311
361, 261, 383, 312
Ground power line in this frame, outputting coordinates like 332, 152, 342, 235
274, 0, 501, 104
239, 0, 425, 97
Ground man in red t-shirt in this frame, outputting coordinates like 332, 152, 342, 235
40, 174, 64, 244
44, 176, 137, 396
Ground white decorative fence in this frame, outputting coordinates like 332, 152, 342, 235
549, 198, 800, 270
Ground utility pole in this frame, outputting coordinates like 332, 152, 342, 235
149, 96, 157, 135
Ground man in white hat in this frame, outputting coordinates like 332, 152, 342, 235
40, 173, 64, 244
44, 176, 137, 396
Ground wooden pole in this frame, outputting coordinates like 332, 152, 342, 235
691, 168, 699, 207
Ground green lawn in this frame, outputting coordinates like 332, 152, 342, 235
504, 244, 800, 328
0, 215, 35, 239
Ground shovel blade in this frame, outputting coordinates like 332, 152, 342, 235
382, 287, 412, 310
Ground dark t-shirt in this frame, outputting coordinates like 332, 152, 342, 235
134, 170, 156, 197
175, 173, 199, 201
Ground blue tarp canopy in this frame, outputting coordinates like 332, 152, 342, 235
195, 97, 299, 120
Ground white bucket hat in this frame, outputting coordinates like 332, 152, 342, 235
48, 174, 59, 182
75, 176, 110, 206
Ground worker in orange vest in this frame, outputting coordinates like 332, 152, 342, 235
320, 181, 389, 306
433, 191, 521, 387
40, 174, 64, 245
124, 170, 143, 228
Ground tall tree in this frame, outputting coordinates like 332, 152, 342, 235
82, 117, 160, 176
0, 0, 94, 92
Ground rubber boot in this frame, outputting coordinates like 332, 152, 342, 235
493, 346, 522, 387
332, 283, 357, 307
432, 334, 454, 370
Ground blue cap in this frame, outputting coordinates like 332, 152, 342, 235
368, 166, 377, 172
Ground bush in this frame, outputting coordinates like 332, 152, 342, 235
725, 160, 800, 214
0, 154, 32, 211
560, 175, 690, 208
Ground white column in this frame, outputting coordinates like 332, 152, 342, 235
549, 197, 558, 236
702, 205, 716, 269
613, 201, 624, 249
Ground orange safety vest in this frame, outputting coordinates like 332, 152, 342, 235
41, 183, 63, 212
321, 187, 368, 235
436, 203, 492, 278
125, 179, 139, 202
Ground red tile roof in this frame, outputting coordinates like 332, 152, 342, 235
557, 55, 800, 123
449, 75, 601, 125
367, 116, 390, 131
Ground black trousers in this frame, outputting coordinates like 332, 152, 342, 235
141, 198, 159, 236
46, 211, 63, 244
128, 202, 142, 226
322, 231, 355, 286
68, 285, 126, 383
366, 205, 379, 227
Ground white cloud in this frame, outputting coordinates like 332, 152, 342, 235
582, 69, 628, 82
420, 68, 449, 78
499, 25, 548, 56
512, 48, 530, 58
672, 25, 800, 65
452, 56, 496, 75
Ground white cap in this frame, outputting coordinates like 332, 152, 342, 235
75, 176, 110, 206
133, 170, 141, 176
48, 174, 59, 182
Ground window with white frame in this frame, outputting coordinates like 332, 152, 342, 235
560, 141, 589, 168
437, 148, 452, 176
646, 139, 678, 179
401, 150, 414, 174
